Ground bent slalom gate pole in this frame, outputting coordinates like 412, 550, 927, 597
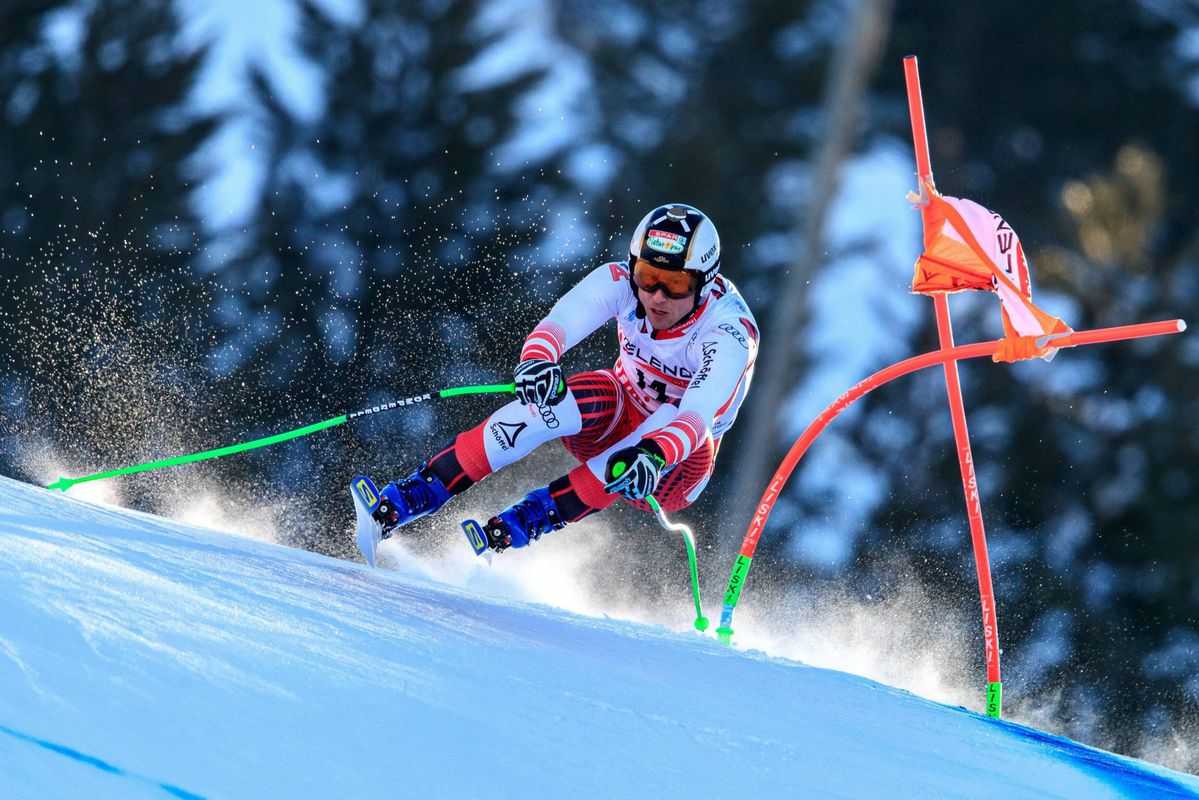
46, 383, 516, 492
646, 496, 709, 632
716, 319, 1186, 651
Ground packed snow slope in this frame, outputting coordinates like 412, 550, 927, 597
1, 476, 1196, 800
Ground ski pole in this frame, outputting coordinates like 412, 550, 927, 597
46, 382, 516, 492
646, 496, 709, 632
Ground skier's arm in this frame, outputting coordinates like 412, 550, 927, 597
521, 263, 632, 362
642, 321, 757, 466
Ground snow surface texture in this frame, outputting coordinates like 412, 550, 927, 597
1, 476, 1196, 799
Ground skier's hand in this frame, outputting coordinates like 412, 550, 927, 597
603, 440, 667, 501
514, 358, 565, 406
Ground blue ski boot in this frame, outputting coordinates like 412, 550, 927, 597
469, 486, 566, 554
375, 464, 453, 535
351, 465, 454, 567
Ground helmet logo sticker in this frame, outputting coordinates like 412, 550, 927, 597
646, 229, 686, 255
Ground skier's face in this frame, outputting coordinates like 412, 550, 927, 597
633, 261, 698, 329
638, 283, 695, 329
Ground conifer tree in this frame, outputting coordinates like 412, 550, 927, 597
214, 0, 569, 547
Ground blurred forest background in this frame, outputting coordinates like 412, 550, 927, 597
1, 0, 1196, 772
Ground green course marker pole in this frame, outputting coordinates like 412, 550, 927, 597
46, 382, 516, 492
987, 681, 1003, 720
716, 553, 752, 645
646, 496, 708, 632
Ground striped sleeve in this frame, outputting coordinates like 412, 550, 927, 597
645, 411, 707, 466
644, 318, 757, 465
520, 321, 567, 362
520, 263, 632, 362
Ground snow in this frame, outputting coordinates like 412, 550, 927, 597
1, 475, 1197, 799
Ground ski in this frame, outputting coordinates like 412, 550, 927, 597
460, 519, 493, 564
461, 518, 488, 555
350, 475, 385, 567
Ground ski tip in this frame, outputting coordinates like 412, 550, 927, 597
460, 519, 489, 556
350, 475, 383, 568
350, 475, 381, 512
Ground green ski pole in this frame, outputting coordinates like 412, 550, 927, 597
606, 459, 708, 631
46, 382, 516, 492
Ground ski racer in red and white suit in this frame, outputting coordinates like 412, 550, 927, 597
368, 203, 759, 553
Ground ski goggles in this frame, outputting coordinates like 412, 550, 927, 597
632, 260, 698, 299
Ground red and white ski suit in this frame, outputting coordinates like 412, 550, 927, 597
427, 262, 759, 518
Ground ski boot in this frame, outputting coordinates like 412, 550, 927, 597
460, 487, 566, 557
375, 464, 453, 535
351, 465, 452, 567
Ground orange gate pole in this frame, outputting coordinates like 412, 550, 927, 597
904, 55, 1003, 718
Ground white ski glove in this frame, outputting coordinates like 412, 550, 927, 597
514, 358, 565, 407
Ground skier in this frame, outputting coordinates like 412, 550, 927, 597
357, 203, 759, 557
